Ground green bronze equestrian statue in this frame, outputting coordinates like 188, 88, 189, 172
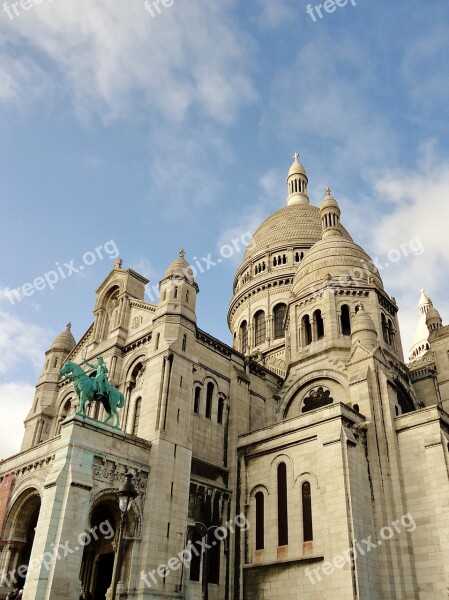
59, 357, 125, 428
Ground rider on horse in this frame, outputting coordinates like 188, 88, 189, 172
82, 356, 109, 397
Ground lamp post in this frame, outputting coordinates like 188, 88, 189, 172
110, 473, 138, 600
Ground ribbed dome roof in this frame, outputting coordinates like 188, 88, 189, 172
163, 250, 194, 282
292, 235, 383, 296
51, 323, 76, 352
242, 204, 352, 262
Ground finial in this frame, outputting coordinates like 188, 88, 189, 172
114, 258, 123, 269
293, 152, 300, 162
325, 187, 331, 196
66, 322, 72, 331
179, 249, 185, 258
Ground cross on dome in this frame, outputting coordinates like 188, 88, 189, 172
293, 152, 300, 162
325, 187, 332, 196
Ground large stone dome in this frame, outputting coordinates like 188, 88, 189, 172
242, 204, 352, 262
292, 235, 383, 296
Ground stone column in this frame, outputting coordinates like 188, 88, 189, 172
0, 545, 12, 587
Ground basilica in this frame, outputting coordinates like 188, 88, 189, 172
0, 156, 448, 599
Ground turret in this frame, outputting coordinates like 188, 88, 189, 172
409, 290, 434, 360
351, 303, 378, 350
320, 188, 342, 239
286, 153, 309, 205
22, 323, 76, 451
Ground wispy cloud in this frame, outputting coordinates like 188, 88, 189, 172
263, 36, 399, 179
0, 0, 255, 123
368, 145, 449, 354
254, 0, 296, 29
0, 304, 51, 375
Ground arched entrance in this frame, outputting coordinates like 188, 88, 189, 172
80, 494, 138, 600
0, 488, 41, 590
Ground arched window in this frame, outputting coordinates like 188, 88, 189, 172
174, 286, 178, 299
273, 304, 287, 339
254, 311, 266, 346
387, 319, 396, 348
182, 334, 187, 352
255, 491, 265, 550
217, 398, 224, 424
240, 320, 248, 354
314, 309, 324, 340
341, 305, 351, 336
194, 387, 201, 414
302, 482, 313, 542
132, 397, 142, 435
205, 382, 213, 419
277, 463, 288, 546
155, 333, 160, 350
381, 313, 389, 343
186, 290, 189, 303
273, 257, 277, 267
302, 315, 312, 346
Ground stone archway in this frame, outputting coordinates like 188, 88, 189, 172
80, 493, 138, 600
0, 488, 41, 591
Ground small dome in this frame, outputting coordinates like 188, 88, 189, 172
287, 155, 307, 178
426, 306, 441, 322
163, 250, 194, 282
320, 188, 340, 211
51, 323, 76, 352
292, 236, 383, 297
351, 304, 378, 349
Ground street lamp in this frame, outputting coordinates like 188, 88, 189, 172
110, 473, 138, 600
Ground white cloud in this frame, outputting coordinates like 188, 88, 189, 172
0, 383, 34, 459
369, 149, 449, 355
0, 304, 51, 375
0, 0, 255, 123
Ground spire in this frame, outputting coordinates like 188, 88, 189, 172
418, 289, 432, 315
286, 152, 309, 206
320, 187, 342, 239
409, 289, 433, 361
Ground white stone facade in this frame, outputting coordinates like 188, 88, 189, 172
0, 157, 448, 599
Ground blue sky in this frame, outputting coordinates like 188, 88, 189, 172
1, 0, 449, 457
